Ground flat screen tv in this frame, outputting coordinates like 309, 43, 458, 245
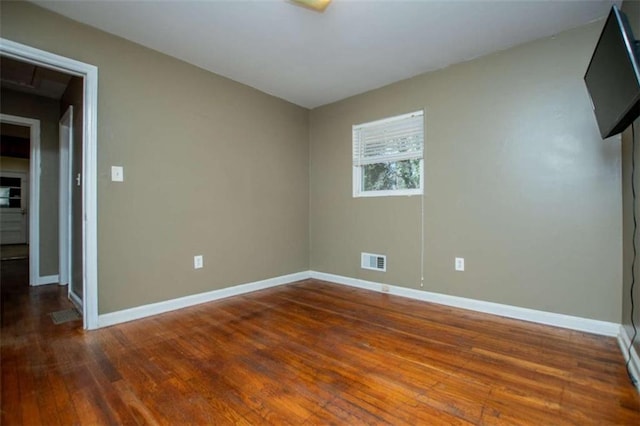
584, 5, 640, 139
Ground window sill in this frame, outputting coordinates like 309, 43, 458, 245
353, 189, 423, 198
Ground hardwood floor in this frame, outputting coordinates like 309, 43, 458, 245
2, 259, 639, 425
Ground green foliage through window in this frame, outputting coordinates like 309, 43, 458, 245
362, 159, 421, 191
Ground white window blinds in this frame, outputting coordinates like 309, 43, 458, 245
353, 110, 424, 166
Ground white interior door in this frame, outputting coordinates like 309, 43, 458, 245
0, 172, 28, 245
59, 106, 73, 287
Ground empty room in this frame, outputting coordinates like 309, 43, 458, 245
1, 0, 640, 424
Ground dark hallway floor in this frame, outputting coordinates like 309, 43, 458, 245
1, 258, 83, 424
0, 258, 75, 328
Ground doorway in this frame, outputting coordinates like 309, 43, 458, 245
0, 38, 98, 330
0, 115, 40, 286
0, 124, 30, 251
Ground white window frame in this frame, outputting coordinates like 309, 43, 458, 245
352, 110, 424, 198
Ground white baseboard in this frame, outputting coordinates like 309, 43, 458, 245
97, 271, 311, 328
69, 290, 83, 312
95, 268, 620, 336
33, 274, 59, 286
309, 271, 620, 337
617, 325, 640, 392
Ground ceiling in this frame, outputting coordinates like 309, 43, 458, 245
32, 0, 619, 109
1, 56, 72, 100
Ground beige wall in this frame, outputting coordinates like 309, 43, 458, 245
621, 0, 640, 355
310, 21, 622, 322
0, 1, 309, 314
1, 89, 60, 276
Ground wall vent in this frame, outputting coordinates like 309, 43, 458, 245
361, 252, 386, 272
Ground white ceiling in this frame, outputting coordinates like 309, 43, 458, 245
32, 0, 619, 109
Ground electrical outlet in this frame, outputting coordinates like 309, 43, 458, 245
455, 257, 465, 271
194, 255, 203, 269
381, 284, 390, 293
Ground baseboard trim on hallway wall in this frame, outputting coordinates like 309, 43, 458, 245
69, 290, 83, 312
309, 271, 620, 337
97, 271, 311, 328
33, 274, 59, 286
617, 325, 640, 393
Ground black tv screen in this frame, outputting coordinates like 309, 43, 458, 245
584, 5, 640, 139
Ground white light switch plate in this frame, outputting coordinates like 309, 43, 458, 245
455, 257, 465, 271
111, 166, 124, 182
194, 255, 203, 269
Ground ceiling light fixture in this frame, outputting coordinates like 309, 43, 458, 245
290, 0, 331, 12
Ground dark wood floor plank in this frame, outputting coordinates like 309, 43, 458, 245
45, 369, 80, 426
17, 360, 43, 425
1, 261, 638, 424
111, 380, 161, 425
1, 357, 22, 425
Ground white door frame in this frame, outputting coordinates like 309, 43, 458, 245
0, 38, 99, 330
0, 114, 40, 286
58, 106, 72, 288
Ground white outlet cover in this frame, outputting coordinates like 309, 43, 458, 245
111, 166, 124, 182
194, 255, 203, 269
455, 257, 465, 271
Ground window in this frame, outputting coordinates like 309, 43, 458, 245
352, 110, 424, 197
0, 177, 22, 208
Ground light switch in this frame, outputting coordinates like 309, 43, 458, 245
111, 166, 124, 182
